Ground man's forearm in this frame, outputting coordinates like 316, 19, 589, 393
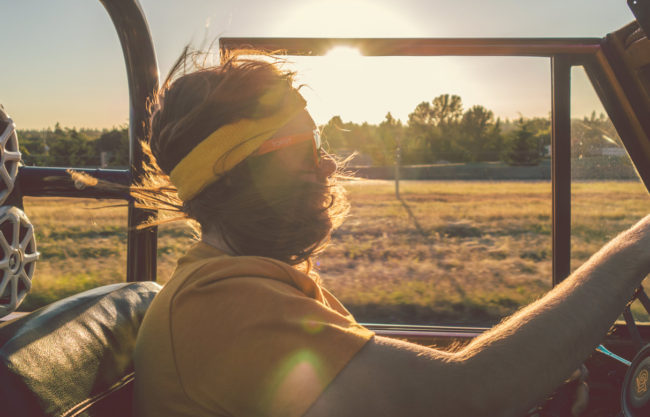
302, 216, 650, 417
455, 215, 650, 415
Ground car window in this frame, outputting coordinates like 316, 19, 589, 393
259, 56, 554, 326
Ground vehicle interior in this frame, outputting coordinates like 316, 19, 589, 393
0, 0, 649, 416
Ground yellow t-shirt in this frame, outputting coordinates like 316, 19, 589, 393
134, 242, 374, 417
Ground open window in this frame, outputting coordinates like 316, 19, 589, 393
219, 30, 650, 333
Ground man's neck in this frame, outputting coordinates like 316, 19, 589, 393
201, 231, 235, 255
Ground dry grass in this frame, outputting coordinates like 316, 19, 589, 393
317, 181, 649, 324
17, 180, 650, 326
20, 198, 196, 310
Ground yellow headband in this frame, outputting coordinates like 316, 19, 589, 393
170, 88, 306, 201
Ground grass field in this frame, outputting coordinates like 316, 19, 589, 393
18, 180, 650, 326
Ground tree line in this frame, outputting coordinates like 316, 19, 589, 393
17, 95, 620, 168
19, 124, 129, 168
323, 94, 621, 166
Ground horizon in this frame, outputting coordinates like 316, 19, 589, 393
14, 107, 608, 133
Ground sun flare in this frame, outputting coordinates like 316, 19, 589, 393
325, 46, 363, 58
265, 1, 561, 130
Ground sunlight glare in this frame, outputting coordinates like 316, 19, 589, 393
268, 2, 554, 129
325, 46, 363, 58
289, 55, 551, 128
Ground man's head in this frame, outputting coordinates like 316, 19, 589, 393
149, 52, 348, 267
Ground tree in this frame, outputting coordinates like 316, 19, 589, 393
48, 128, 99, 167
321, 116, 350, 152
408, 101, 434, 126
525, 117, 551, 148
430, 94, 463, 126
459, 105, 503, 162
501, 120, 543, 166
405, 94, 464, 164
97, 127, 129, 167
320, 117, 381, 165
19, 129, 50, 166
571, 112, 620, 158
376, 112, 403, 165
405, 102, 436, 163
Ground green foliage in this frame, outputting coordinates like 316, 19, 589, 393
97, 127, 129, 166
459, 105, 503, 162
501, 119, 544, 166
17, 100, 609, 170
322, 115, 401, 166
403, 95, 508, 164
321, 116, 349, 150
321, 94, 542, 166
571, 111, 621, 158
377, 112, 402, 165
405, 94, 466, 163
321, 104, 615, 168
18, 124, 129, 167
48, 126, 99, 166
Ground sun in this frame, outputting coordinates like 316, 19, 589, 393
270, 0, 422, 37
268, 1, 428, 125
325, 46, 363, 59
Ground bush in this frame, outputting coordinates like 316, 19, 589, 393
501, 120, 543, 166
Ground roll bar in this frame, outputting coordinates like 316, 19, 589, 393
99, 0, 159, 283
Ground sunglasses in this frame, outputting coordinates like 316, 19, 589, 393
253, 128, 322, 165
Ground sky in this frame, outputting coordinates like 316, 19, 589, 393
0, 0, 636, 129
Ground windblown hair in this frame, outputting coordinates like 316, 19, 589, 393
86, 49, 349, 270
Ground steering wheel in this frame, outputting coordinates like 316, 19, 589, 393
621, 344, 650, 416
595, 286, 650, 416
618, 287, 650, 416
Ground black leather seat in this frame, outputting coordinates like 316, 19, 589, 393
0, 282, 161, 417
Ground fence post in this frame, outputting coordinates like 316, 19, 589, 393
395, 138, 401, 199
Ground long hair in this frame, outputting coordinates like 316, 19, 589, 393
75, 49, 350, 271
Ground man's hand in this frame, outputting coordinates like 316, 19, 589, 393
526, 366, 589, 417
569, 367, 589, 417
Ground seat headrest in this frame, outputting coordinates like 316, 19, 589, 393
0, 282, 161, 417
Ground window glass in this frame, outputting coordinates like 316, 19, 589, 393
570, 66, 650, 321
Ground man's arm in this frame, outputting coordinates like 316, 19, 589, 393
304, 215, 650, 417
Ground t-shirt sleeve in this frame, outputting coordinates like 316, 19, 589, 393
169, 276, 374, 417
